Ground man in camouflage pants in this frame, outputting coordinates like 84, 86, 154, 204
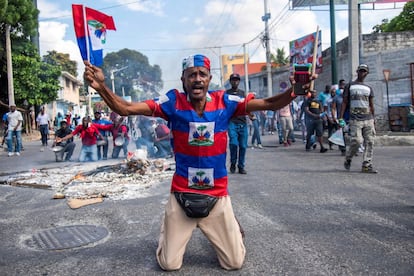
339, 64, 377, 173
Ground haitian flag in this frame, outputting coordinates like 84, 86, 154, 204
72, 4, 116, 66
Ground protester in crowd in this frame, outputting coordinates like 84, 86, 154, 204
265, 110, 275, 135
109, 115, 129, 159
72, 114, 81, 127
325, 86, 339, 150
36, 106, 51, 152
250, 111, 263, 149
83, 54, 317, 271
6, 104, 23, 157
56, 117, 104, 162
297, 97, 308, 143
278, 102, 294, 147
226, 73, 248, 174
1, 111, 8, 148
339, 64, 377, 173
153, 118, 173, 158
92, 111, 112, 160
259, 110, 266, 136
135, 115, 156, 157
53, 120, 76, 162
304, 90, 328, 153
54, 112, 64, 131
65, 111, 72, 126
333, 79, 347, 155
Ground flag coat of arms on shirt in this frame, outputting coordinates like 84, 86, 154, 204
72, 4, 116, 66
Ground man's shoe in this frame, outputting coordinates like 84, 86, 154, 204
320, 147, 328, 153
230, 164, 236, 174
8, 152, 13, 157
344, 159, 351, 170
361, 166, 378, 174
15, 152, 20, 156
238, 168, 247, 174
257, 144, 263, 149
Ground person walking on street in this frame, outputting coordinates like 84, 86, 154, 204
83, 54, 317, 271
278, 103, 294, 147
333, 79, 347, 155
92, 111, 112, 160
250, 111, 263, 148
53, 120, 76, 162
339, 64, 377, 173
56, 117, 104, 162
226, 73, 248, 174
6, 104, 23, 156
304, 90, 328, 153
36, 106, 51, 152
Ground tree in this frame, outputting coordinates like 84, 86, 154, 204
43, 50, 78, 77
0, 0, 39, 107
372, 1, 414, 33
271, 47, 289, 67
12, 43, 60, 106
102, 49, 163, 100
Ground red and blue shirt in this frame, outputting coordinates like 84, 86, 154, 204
145, 89, 254, 197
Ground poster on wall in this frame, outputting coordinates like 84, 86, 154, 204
289, 30, 323, 74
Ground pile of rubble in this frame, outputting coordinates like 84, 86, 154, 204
0, 150, 175, 202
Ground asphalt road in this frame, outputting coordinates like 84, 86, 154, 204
0, 134, 413, 275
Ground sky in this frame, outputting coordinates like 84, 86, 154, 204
37, 0, 406, 90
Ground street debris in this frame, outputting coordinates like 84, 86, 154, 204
0, 150, 175, 205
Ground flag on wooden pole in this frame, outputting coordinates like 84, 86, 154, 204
72, 4, 116, 66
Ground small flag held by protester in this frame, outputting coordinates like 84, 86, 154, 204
72, 4, 116, 66
328, 128, 345, 147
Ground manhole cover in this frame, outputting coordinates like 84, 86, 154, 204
24, 225, 109, 250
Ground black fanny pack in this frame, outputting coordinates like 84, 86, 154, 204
174, 192, 218, 218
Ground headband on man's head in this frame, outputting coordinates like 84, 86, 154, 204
182, 54, 210, 71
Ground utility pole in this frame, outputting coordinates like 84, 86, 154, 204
348, 0, 360, 81
6, 24, 15, 105
110, 66, 128, 94
262, 0, 272, 97
243, 44, 249, 92
329, 0, 337, 84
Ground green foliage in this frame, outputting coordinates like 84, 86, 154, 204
0, 0, 38, 37
372, 2, 414, 33
43, 50, 78, 77
270, 47, 289, 68
0, 0, 41, 106
12, 50, 60, 106
102, 48, 163, 100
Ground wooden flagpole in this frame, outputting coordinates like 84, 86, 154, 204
310, 26, 320, 92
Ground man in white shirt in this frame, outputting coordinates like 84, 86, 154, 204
7, 104, 23, 156
36, 106, 51, 151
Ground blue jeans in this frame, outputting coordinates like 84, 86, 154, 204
228, 122, 248, 169
7, 129, 22, 153
251, 119, 262, 145
79, 144, 98, 162
112, 139, 129, 158
39, 124, 49, 146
